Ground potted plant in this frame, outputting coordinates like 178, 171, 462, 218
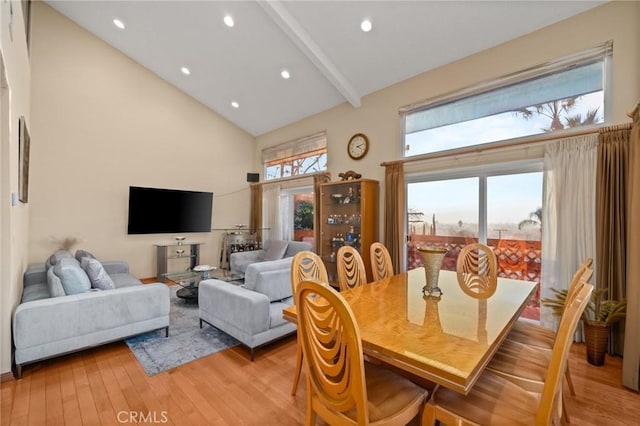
542, 287, 626, 366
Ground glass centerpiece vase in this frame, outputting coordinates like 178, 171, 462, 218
417, 247, 448, 297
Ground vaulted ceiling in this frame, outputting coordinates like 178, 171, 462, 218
46, 1, 605, 136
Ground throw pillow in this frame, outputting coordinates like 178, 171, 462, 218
263, 240, 289, 261
75, 249, 96, 263
46, 267, 66, 297
54, 258, 91, 295
45, 250, 74, 270
81, 257, 116, 290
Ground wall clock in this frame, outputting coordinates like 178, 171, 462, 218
347, 133, 369, 160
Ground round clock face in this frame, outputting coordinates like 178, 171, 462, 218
348, 133, 369, 160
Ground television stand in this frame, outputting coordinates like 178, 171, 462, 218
155, 242, 202, 282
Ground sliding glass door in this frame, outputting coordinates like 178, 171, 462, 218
407, 163, 542, 320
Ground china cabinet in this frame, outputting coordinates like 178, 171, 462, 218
318, 179, 379, 285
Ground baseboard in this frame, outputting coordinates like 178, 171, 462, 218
1, 371, 15, 383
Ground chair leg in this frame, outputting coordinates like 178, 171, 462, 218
562, 394, 571, 424
422, 400, 437, 425
565, 365, 576, 397
165, 326, 169, 337
291, 344, 304, 396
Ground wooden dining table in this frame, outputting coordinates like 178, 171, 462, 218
283, 268, 537, 395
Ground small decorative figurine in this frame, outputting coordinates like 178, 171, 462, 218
338, 170, 362, 181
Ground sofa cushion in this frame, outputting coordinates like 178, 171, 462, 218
246, 269, 291, 302
263, 240, 288, 261
75, 249, 96, 263
21, 283, 51, 303
53, 258, 91, 295
47, 267, 66, 297
45, 250, 74, 270
110, 273, 142, 288
269, 298, 293, 328
81, 257, 116, 290
284, 240, 313, 258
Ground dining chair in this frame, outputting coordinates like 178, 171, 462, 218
487, 277, 593, 423
424, 281, 593, 426
337, 246, 367, 291
295, 279, 429, 425
456, 242, 498, 298
370, 242, 394, 281
506, 258, 593, 398
290, 251, 329, 396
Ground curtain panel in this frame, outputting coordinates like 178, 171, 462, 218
383, 162, 405, 272
250, 183, 263, 245
597, 124, 632, 356
623, 105, 640, 391
540, 134, 597, 339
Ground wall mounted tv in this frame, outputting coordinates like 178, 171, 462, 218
127, 186, 213, 234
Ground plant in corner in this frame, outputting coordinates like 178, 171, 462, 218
542, 287, 626, 366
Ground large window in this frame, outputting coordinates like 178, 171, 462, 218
263, 132, 327, 181
407, 163, 543, 320
401, 42, 612, 157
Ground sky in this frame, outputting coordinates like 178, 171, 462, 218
405, 93, 601, 228
405, 92, 603, 156
408, 172, 542, 226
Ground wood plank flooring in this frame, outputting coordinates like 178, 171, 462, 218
2, 338, 638, 425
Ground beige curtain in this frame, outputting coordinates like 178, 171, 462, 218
313, 173, 331, 253
623, 104, 640, 391
250, 183, 262, 245
596, 123, 632, 356
384, 162, 405, 272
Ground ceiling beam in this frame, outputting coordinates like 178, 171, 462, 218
258, 0, 361, 108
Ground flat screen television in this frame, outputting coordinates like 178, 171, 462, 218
127, 186, 213, 234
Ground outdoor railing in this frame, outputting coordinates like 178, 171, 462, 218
408, 235, 541, 318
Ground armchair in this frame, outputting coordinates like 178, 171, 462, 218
199, 256, 297, 359
229, 239, 312, 275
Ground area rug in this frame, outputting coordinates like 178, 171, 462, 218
125, 285, 239, 376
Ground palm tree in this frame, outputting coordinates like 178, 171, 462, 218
513, 97, 600, 132
564, 108, 600, 128
518, 207, 542, 230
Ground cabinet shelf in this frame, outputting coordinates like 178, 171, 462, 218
319, 179, 378, 284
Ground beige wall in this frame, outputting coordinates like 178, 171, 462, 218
0, 1, 32, 374
256, 1, 640, 218
28, 3, 255, 277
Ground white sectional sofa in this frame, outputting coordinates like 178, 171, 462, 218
12, 250, 170, 378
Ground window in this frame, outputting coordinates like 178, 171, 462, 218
401, 42, 612, 157
407, 162, 543, 320
263, 132, 327, 181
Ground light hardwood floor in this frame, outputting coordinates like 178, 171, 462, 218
2, 337, 638, 425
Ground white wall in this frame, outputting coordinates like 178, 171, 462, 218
255, 1, 640, 230
28, 3, 256, 279
0, 0, 32, 374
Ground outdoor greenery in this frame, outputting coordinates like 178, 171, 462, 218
518, 207, 542, 230
542, 287, 626, 326
294, 201, 314, 230
513, 96, 601, 132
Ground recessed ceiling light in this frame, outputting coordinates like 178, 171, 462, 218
231, 101, 239, 109
281, 70, 291, 79
361, 19, 372, 32
113, 18, 125, 29
181, 67, 190, 75
224, 15, 235, 27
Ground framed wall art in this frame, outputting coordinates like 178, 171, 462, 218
18, 116, 30, 203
